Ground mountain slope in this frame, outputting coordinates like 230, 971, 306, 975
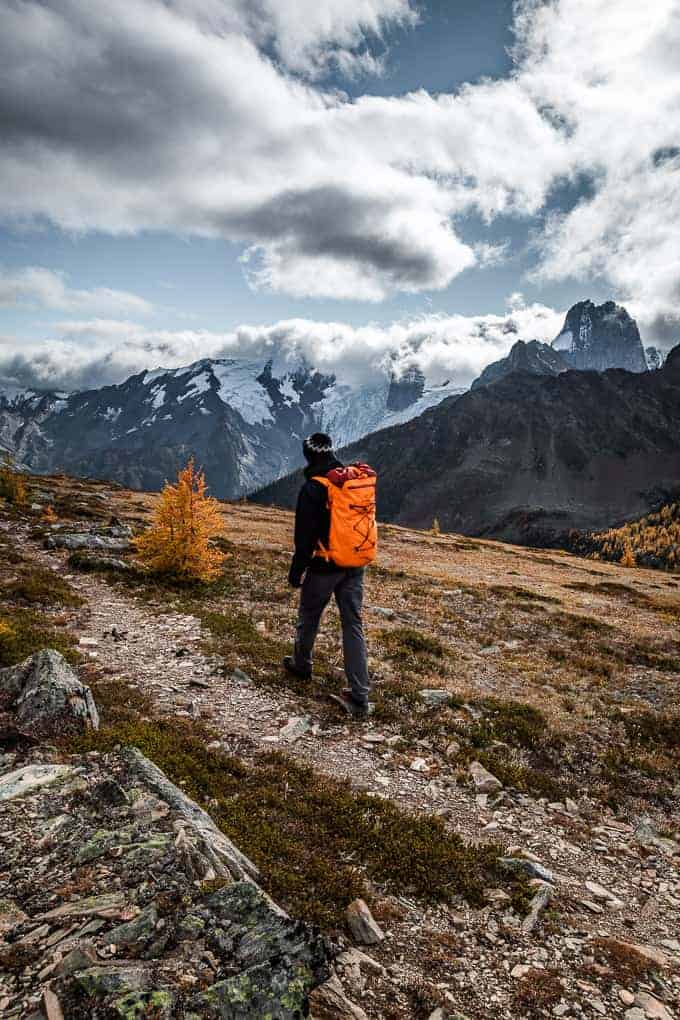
0, 358, 460, 498
471, 340, 568, 390
255, 344, 680, 544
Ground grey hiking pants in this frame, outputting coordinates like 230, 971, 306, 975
294, 568, 370, 707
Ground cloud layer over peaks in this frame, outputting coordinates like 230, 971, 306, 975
0, 303, 563, 394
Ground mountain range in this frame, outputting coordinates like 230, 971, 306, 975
255, 338, 680, 546
0, 356, 457, 498
1, 300, 675, 529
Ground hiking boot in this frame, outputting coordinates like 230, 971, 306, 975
283, 656, 312, 681
330, 692, 374, 720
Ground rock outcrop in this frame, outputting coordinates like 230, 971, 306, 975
552, 300, 648, 373
0, 743, 330, 1017
471, 340, 568, 390
0, 650, 99, 737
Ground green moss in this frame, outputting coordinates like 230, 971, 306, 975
467, 698, 548, 751
617, 709, 680, 750
475, 751, 572, 802
0, 607, 81, 667
378, 626, 448, 675
3, 565, 83, 607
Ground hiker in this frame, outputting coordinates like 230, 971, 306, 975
283, 433, 377, 719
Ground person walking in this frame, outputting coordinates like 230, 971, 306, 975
283, 432, 377, 718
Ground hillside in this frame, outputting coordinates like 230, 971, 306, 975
0, 358, 458, 498
1, 473, 679, 1018
256, 343, 680, 546
571, 502, 680, 571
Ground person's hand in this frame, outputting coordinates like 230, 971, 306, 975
288, 567, 304, 588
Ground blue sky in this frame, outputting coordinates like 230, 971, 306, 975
0, 0, 677, 390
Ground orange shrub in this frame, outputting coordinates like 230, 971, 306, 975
134, 459, 226, 581
0, 455, 27, 505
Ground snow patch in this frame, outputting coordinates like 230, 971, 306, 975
553, 329, 573, 352
212, 361, 274, 425
149, 385, 166, 410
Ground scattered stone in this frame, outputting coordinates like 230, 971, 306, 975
511, 964, 531, 978
469, 761, 502, 794
634, 820, 679, 856
634, 991, 673, 1019
279, 715, 311, 743
620, 990, 636, 1006
41, 892, 129, 920
231, 667, 252, 684
499, 857, 554, 884
346, 899, 385, 945
418, 689, 451, 707
46, 532, 131, 552
410, 757, 430, 773
445, 739, 461, 759
42, 988, 64, 1020
522, 884, 552, 933
309, 974, 368, 1019
604, 939, 670, 971
336, 948, 386, 976
55, 947, 98, 977
0, 763, 73, 802
0, 649, 99, 735
584, 880, 624, 908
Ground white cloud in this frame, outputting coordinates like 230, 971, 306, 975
0, 0, 676, 328
0, 0, 568, 302
0, 302, 563, 393
519, 0, 680, 347
0, 267, 153, 316
170, 0, 417, 77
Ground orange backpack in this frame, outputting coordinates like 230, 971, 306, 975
313, 463, 377, 568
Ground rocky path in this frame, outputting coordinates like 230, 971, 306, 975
10, 523, 680, 1019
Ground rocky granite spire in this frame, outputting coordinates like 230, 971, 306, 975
552, 300, 647, 373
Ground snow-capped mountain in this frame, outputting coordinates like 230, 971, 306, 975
0, 389, 67, 466
0, 357, 461, 497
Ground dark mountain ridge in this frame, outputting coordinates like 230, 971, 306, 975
254, 343, 680, 546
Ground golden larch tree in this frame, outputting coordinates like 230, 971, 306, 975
134, 459, 226, 581
619, 541, 636, 568
0, 454, 27, 505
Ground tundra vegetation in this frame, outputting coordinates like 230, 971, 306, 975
1, 473, 679, 1018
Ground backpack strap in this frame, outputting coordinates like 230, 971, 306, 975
311, 475, 332, 560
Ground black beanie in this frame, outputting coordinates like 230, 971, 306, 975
303, 432, 334, 461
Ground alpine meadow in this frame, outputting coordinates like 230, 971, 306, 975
0, 2, 679, 1019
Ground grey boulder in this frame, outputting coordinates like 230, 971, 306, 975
0, 649, 99, 735
46, 533, 131, 552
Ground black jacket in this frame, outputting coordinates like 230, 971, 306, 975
289, 454, 344, 585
